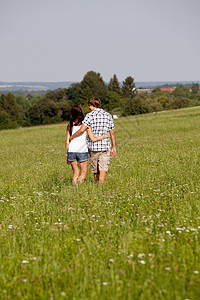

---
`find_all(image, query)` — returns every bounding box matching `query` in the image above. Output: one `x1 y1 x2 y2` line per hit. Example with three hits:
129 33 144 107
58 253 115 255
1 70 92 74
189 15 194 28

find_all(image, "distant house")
160 88 176 93
136 88 153 94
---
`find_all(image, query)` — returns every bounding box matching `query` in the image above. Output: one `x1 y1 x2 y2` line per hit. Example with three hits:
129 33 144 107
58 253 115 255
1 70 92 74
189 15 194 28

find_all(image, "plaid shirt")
83 108 115 151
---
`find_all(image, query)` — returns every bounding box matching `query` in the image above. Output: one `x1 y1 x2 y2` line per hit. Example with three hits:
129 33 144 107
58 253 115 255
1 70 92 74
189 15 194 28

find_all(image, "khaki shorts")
89 150 110 173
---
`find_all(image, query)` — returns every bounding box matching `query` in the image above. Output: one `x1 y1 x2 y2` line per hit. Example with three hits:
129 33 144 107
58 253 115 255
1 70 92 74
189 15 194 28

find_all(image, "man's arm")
110 129 116 158
69 124 88 142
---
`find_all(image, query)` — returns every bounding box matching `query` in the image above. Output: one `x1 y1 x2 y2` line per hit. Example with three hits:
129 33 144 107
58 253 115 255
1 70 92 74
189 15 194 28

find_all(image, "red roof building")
160 88 176 93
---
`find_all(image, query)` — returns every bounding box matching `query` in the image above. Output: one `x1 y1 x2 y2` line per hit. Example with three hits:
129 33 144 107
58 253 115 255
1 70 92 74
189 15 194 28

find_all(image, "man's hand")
111 147 116 158
110 129 116 158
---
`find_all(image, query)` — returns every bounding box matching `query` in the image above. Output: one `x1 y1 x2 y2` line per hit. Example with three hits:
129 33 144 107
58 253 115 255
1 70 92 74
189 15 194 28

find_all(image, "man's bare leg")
99 170 107 184
94 173 99 182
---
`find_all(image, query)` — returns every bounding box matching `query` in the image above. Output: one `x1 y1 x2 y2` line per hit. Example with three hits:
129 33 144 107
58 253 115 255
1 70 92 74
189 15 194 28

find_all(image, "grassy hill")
1 107 200 299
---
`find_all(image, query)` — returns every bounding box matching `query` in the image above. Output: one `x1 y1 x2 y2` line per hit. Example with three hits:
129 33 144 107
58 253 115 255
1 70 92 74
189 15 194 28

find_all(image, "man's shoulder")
85 108 103 117
101 109 113 119
96 108 112 117
84 111 93 119
85 108 113 119
103 110 112 117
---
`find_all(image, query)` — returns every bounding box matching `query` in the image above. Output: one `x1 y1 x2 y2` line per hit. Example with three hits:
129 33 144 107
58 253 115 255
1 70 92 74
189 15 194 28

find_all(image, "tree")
57 100 73 121
108 74 121 94
172 85 190 98
44 88 68 102
16 95 31 111
104 91 123 111
121 76 136 96
152 87 161 93
79 71 107 105
0 92 23 125
27 93 33 101
29 99 58 125
0 110 18 129
0 94 7 111
29 94 73 125
66 83 81 104
191 83 199 94
31 94 43 104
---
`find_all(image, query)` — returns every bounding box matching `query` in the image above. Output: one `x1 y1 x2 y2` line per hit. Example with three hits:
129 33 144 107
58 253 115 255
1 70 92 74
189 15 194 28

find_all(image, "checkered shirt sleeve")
82 109 115 151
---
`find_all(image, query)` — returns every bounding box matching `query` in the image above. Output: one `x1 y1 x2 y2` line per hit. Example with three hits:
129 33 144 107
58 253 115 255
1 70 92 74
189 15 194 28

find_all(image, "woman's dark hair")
69 105 84 135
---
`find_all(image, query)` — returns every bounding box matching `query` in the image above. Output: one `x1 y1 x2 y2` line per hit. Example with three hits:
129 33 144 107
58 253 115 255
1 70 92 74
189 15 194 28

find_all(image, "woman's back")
68 125 88 153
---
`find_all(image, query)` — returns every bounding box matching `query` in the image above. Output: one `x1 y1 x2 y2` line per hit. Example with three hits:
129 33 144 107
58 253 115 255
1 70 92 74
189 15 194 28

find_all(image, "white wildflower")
22 260 29 264
138 260 146 264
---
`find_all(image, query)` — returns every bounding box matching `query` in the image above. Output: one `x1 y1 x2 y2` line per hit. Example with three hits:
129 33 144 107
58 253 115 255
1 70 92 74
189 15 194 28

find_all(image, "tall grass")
0 107 200 299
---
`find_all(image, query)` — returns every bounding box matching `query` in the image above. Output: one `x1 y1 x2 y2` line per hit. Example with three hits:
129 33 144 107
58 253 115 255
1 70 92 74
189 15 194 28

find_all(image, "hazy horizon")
1 80 199 84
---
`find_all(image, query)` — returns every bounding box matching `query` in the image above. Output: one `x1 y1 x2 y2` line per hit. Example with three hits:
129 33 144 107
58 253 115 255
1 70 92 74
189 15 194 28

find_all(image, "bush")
170 97 190 109
122 94 150 116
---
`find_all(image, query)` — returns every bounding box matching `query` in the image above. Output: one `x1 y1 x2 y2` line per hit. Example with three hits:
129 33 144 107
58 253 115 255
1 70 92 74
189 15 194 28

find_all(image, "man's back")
83 108 114 151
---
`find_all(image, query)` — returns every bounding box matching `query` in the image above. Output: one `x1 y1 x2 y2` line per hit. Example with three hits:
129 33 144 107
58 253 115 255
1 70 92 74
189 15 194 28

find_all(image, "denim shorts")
68 152 88 162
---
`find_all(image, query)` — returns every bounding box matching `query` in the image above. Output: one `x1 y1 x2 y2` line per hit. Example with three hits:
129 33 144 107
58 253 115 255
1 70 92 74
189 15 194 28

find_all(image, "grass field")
1 107 200 299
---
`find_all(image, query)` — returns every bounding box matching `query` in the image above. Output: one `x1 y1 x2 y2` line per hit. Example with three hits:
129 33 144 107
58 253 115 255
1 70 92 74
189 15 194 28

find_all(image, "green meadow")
0 106 200 299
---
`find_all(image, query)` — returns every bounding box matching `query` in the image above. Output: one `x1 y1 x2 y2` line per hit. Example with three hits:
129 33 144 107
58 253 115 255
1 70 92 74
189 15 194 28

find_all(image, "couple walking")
66 97 116 185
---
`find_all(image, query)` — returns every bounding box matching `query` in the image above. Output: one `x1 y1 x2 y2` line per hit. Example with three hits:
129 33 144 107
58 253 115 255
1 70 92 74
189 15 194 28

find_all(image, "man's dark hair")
88 97 101 108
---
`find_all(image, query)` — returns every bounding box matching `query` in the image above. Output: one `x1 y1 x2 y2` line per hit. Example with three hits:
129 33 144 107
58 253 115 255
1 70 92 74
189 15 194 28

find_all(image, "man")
69 97 116 184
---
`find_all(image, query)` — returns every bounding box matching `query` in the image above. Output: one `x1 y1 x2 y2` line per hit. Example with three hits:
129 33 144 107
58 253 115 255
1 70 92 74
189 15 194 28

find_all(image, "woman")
66 105 109 185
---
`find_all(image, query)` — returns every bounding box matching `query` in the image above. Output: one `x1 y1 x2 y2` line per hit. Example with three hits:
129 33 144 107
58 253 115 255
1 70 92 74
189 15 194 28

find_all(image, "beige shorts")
89 149 110 173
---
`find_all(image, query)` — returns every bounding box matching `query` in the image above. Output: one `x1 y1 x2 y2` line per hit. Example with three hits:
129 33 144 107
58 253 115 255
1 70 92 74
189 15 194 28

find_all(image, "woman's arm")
66 124 70 152
66 124 70 164
87 127 109 142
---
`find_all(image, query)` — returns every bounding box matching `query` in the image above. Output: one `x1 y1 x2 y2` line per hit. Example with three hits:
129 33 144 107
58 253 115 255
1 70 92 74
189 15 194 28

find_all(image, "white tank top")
68 125 88 153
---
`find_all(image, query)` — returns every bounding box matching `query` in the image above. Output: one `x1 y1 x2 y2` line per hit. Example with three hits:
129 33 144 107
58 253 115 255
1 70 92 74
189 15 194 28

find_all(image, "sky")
0 0 200 83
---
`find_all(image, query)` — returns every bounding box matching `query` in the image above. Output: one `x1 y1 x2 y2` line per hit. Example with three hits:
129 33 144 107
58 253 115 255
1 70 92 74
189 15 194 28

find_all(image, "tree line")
0 71 200 130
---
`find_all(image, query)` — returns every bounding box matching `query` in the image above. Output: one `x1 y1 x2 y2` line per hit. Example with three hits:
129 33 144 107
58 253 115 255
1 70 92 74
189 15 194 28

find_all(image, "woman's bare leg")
71 161 79 186
78 161 88 183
